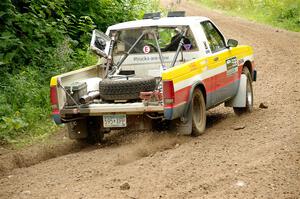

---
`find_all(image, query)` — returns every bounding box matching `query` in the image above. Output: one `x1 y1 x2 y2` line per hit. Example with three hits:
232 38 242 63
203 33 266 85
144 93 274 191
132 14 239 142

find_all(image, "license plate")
103 114 127 128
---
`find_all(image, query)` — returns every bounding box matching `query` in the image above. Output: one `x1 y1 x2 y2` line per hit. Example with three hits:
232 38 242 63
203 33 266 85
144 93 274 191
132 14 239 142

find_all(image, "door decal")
226 57 238 76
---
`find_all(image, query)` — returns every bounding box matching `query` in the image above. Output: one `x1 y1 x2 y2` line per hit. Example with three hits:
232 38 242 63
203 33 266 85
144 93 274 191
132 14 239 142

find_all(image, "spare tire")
99 76 156 100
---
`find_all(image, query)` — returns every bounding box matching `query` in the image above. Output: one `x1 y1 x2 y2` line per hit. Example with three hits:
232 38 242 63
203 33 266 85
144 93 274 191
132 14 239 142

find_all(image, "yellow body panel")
162 45 253 84
50 76 58 86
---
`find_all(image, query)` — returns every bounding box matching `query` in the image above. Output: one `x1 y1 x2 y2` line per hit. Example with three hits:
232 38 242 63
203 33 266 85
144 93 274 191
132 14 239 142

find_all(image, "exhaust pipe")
79 91 100 104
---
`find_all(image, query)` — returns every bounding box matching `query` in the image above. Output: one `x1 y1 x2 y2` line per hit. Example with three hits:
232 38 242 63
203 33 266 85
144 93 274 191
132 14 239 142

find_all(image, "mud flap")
170 103 192 135
225 74 247 108
67 119 88 139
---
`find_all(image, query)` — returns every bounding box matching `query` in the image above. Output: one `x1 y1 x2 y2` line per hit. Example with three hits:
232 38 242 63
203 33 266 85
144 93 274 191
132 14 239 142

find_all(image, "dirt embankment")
0 130 86 177
1 0 300 198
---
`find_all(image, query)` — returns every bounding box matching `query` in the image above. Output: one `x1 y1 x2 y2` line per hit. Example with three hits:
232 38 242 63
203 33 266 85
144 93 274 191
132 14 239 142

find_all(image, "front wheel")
233 67 253 115
191 88 207 136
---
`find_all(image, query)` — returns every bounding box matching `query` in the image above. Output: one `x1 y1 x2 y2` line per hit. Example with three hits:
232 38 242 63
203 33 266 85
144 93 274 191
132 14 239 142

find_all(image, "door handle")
213 57 219 61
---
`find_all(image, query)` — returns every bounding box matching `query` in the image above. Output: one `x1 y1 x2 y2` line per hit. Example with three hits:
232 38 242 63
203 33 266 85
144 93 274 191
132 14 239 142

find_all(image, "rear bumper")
60 102 164 117
52 114 63 125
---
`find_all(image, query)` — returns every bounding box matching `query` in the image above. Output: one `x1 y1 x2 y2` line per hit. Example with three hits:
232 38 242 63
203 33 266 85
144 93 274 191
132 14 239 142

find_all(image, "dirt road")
1 0 300 198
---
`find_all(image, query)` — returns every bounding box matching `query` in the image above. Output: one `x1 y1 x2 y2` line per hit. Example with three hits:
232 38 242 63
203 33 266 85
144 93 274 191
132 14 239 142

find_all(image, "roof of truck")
108 16 210 30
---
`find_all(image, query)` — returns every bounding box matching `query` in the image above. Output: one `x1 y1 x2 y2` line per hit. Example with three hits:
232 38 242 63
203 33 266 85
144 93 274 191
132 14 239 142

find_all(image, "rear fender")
181 81 206 123
169 81 206 135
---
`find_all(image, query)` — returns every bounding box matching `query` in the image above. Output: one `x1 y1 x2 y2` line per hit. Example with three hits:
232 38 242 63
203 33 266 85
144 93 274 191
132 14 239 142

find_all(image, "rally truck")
50 12 257 143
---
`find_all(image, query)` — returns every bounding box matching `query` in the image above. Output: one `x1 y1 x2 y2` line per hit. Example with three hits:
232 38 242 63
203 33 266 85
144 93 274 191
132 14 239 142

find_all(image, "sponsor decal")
143 45 151 54
226 57 238 76
133 56 170 62
183 44 192 51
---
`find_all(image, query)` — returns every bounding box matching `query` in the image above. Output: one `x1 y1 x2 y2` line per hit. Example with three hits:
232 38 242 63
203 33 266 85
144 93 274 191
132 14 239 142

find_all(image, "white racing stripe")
173 64 226 91
173 55 253 92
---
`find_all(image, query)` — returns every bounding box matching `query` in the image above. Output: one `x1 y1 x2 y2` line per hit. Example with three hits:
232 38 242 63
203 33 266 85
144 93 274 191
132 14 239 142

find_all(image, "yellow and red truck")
50 12 257 143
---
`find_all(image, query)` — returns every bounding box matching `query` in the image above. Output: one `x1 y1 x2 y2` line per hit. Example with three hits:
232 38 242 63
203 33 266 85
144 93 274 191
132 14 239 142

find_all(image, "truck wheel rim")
193 93 203 128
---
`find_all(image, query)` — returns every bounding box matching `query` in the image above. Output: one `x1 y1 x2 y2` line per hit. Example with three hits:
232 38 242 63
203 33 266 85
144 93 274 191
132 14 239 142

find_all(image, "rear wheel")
233 67 253 115
191 88 206 136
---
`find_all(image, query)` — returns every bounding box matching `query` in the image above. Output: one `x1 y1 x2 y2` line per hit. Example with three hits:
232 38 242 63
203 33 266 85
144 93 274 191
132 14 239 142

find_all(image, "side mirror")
90 30 111 58
227 39 238 48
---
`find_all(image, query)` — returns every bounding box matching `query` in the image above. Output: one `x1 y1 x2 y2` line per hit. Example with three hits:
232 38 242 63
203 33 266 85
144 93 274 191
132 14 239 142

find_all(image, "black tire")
233 67 253 115
191 88 207 136
99 76 156 100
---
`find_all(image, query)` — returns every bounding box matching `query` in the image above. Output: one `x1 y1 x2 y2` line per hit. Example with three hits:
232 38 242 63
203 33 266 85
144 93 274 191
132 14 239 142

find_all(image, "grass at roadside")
193 0 300 32
5 120 60 149
0 51 95 149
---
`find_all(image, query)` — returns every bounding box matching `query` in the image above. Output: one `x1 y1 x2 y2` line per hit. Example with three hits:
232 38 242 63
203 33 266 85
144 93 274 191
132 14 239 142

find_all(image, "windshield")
112 26 197 56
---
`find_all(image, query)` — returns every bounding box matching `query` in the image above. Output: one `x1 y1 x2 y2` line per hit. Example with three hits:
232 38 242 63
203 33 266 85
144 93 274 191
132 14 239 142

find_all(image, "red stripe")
165 65 243 108
204 65 242 93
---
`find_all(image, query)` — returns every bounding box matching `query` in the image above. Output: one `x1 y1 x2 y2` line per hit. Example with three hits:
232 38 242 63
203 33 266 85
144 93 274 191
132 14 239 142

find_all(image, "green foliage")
0 0 95 67
0 0 159 146
0 68 52 144
196 0 300 32
66 0 160 32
